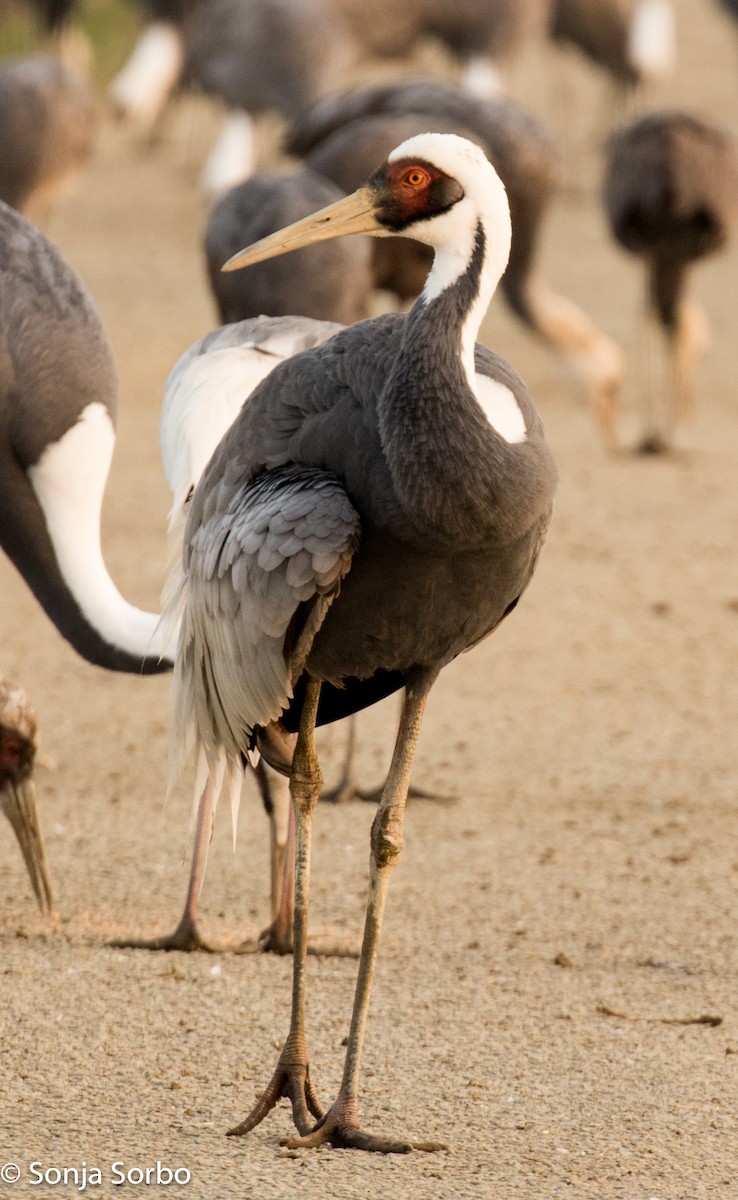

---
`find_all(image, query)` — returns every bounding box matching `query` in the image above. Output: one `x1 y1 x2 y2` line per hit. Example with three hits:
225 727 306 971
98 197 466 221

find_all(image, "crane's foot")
258 908 293 954
235 930 360 958
637 433 671 455
108 916 218 953
233 925 293 956
322 781 449 805
281 1096 447 1154
228 1044 323 1139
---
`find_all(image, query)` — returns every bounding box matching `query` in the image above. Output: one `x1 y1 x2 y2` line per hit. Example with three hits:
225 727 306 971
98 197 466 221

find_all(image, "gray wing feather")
170 464 360 778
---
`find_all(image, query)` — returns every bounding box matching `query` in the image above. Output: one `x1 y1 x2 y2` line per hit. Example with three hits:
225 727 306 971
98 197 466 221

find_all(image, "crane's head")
222 133 511 289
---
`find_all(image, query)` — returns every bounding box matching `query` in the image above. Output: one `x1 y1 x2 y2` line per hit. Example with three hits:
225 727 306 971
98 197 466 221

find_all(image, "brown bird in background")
604 109 738 451
0 54 96 221
0 675 53 914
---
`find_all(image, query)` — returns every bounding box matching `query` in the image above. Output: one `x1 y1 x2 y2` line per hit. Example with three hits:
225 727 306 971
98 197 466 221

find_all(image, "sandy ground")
2 1 738 1196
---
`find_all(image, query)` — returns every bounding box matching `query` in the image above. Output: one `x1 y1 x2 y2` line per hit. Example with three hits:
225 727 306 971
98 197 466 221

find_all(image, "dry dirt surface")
2 1 738 1196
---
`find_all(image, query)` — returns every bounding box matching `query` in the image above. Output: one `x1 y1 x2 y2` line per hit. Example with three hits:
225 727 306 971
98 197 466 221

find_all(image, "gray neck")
377 225 508 544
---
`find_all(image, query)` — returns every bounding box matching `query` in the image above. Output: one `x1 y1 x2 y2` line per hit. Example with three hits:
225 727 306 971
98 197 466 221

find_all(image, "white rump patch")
200 112 255 198
474 374 527 444
108 22 184 129
628 0 675 83
459 56 504 99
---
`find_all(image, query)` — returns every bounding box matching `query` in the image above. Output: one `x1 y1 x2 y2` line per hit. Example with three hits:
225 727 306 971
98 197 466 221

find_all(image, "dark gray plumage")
172 133 557 1151
604 110 738 449
288 80 623 439
327 0 549 88
183 0 356 119
0 202 172 671
0 55 96 216
204 169 373 325
110 0 356 193
133 0 199 20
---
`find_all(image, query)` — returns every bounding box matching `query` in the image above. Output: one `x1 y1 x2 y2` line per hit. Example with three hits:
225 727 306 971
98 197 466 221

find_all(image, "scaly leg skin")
233 764 296 955
229 681 325 1138
284 668 447 1154
109 782 219 953
258 773 295 954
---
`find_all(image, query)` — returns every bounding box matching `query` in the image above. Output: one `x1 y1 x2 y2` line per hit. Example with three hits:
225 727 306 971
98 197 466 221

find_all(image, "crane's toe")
108 916 220 953
280 1096 447 1153
637 432 672 455
229 1045 323 1139
322 778 450 805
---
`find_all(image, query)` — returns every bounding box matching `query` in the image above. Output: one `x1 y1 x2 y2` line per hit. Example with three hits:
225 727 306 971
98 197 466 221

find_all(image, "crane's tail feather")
186 746 243 858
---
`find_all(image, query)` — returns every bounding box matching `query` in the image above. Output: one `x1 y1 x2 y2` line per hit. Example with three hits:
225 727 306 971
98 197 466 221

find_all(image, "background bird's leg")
256 766 296 953
284 668 445 1154
671 299 709 425
320 714 358 804
229 681 325 1139
109 780 218 952
638 259 693 453
322 705 449 806
637 286 670 454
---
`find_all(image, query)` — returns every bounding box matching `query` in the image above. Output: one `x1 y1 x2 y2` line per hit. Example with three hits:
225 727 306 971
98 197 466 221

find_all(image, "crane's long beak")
2 779 53 913
222 186 383 272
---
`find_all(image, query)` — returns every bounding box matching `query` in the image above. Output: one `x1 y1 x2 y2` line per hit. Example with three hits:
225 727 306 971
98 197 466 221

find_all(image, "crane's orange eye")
403 168 428 189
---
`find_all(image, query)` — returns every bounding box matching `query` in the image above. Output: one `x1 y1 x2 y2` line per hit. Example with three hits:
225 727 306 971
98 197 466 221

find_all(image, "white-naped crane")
204 168 373 326
0 674 53 915
287 79 624 444
169 132 557 1150
0 200 173 673
604 110 738 452
110 0 357 197
0 54 96 222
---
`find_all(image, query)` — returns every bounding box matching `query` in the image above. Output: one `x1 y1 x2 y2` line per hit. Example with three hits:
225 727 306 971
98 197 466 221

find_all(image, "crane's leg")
671 299 708 426
321 705 448 806
229 680 325 1137
284 668 445 1153
109 780 217 952
320 713 358 803
253 764 295 954
261 799 296 952
637 305 670 453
